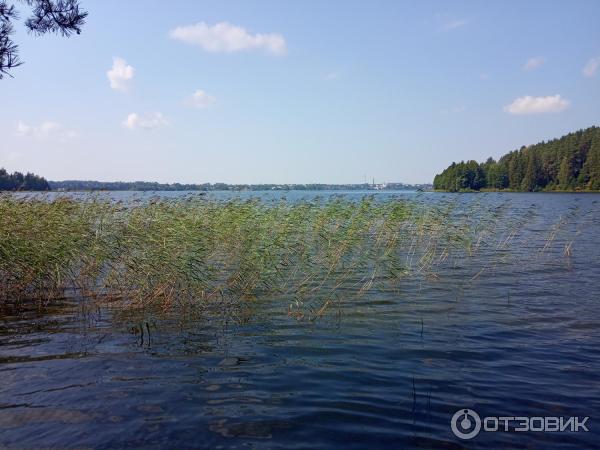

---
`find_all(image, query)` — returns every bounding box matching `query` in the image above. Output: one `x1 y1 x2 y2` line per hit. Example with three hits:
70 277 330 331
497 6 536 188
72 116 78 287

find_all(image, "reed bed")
0 194 557 317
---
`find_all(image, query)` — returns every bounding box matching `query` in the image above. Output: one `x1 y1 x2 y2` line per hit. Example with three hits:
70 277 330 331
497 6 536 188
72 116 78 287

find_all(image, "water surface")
1 192 599 448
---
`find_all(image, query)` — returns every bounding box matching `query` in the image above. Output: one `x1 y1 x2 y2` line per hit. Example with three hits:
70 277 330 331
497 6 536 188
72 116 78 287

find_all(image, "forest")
433 126 600 191
0 168 50 191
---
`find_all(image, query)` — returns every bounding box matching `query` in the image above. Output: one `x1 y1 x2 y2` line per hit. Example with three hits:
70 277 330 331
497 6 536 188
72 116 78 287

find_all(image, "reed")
0 194 565 316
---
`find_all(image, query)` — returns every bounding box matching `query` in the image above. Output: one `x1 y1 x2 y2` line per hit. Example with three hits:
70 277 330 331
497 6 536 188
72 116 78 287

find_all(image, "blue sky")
1 0 600 184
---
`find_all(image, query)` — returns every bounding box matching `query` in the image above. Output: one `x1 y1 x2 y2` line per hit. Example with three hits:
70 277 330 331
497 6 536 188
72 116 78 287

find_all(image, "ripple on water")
1 193 599 448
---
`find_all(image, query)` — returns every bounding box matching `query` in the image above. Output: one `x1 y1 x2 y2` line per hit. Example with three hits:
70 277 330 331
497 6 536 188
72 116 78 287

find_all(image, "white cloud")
324 72 339 81
122 112 168 130
524 56 545 71
107 57 135 91
503 95 570 115
582 56 600 77
440 18 468 31
16 120 78 140
40 121 61 134
16 121 32 137
169 22 287 56
185 89 216 108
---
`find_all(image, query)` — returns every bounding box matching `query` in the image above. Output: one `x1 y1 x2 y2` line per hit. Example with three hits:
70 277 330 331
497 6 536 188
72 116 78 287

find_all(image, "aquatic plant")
0 194 578 317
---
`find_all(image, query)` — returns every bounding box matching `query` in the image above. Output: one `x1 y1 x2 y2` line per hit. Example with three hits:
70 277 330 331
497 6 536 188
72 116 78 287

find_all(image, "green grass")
0 194 540 316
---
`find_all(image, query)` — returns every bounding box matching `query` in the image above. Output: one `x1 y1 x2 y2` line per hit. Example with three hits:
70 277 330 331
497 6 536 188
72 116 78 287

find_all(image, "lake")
1 191 599 448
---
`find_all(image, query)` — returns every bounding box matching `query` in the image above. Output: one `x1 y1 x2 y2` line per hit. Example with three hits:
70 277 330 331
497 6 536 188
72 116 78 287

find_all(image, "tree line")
0 168 50 190
433 126 600 191
49 181 432 192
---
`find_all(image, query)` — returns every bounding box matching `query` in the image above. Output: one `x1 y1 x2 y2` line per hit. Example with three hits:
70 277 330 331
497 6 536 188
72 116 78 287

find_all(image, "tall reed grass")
0 194 546 316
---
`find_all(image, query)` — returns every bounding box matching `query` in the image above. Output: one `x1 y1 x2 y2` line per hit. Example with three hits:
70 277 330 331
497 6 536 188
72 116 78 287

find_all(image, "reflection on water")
1 192 600 448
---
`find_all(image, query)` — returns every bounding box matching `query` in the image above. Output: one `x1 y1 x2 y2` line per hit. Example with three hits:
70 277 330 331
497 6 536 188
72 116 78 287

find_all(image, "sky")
1 0 600 184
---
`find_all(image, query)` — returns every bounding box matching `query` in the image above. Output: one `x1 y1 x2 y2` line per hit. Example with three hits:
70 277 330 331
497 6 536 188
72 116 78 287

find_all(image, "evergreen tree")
1 1 87 79
434 126 600 191
558 155 573 189
0 168 50 191
508 150 525 190
582 135 600 190
521 150 540 191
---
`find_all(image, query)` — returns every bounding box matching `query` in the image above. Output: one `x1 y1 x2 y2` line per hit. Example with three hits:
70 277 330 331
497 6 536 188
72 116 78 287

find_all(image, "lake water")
1 191 599 448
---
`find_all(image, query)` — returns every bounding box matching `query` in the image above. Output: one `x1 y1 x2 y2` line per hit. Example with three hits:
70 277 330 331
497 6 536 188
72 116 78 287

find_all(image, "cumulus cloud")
122 112 168 130
582 57 600 77
16 121 32 136
169 22 287 56
16 120 78 140
440 18 468 31
524 56 545 71
503 95 570 115
107 57 135 91
185 89 216 108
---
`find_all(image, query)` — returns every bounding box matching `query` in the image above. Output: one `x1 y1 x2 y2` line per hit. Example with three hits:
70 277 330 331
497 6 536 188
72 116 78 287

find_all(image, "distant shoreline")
46 182 433 193
5 188 600 194
434 188 600 193
8 188 430 193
